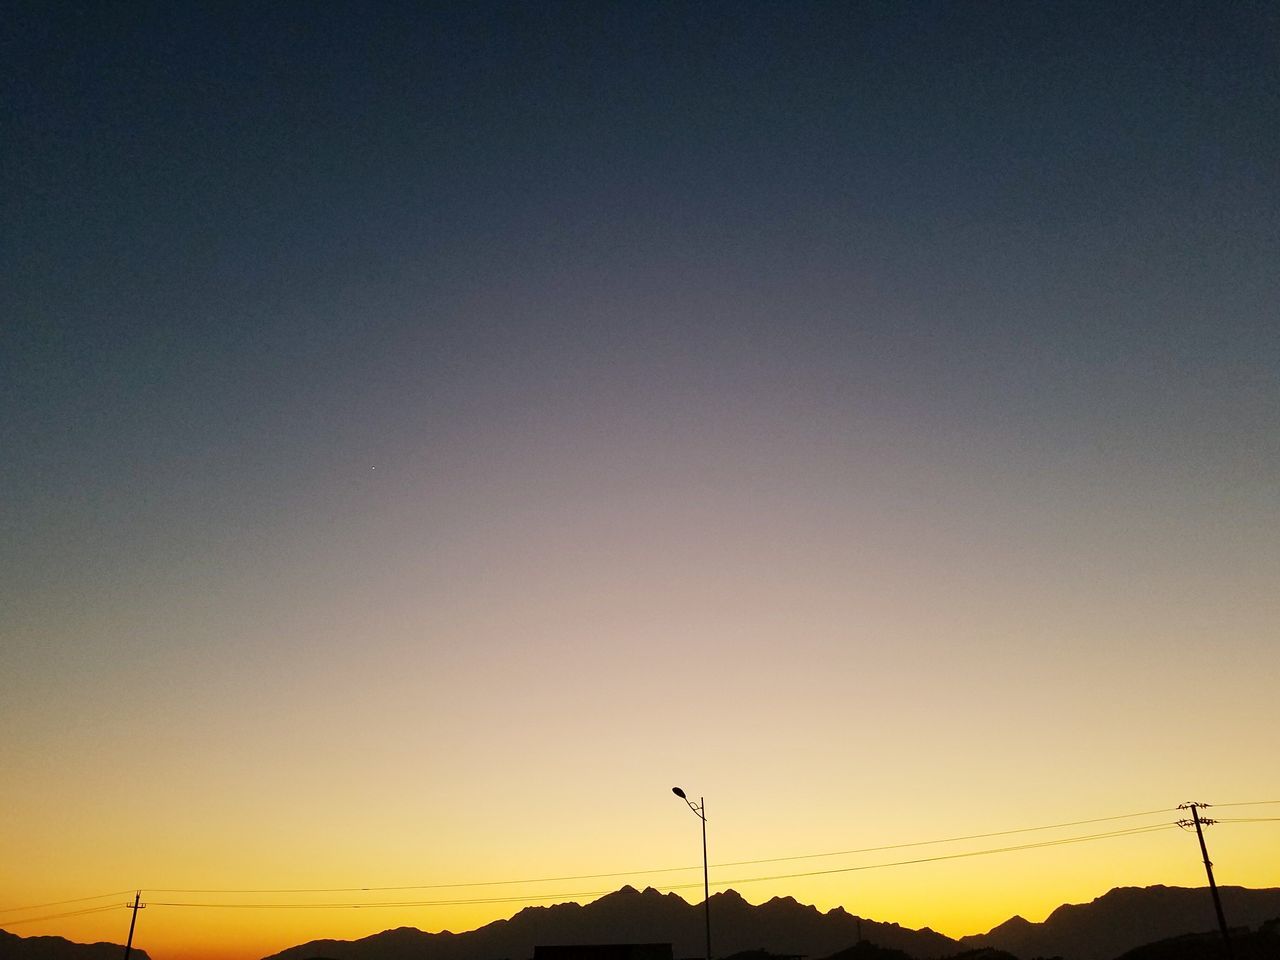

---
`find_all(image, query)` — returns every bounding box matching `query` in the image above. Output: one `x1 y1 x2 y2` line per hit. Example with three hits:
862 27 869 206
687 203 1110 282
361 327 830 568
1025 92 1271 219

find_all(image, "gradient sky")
2 3 1277 959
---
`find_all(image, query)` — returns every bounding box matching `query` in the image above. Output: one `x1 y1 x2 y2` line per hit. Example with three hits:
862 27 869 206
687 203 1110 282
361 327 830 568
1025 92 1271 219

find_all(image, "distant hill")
1113 916 1280 960
0 928 149 960
960 885 1280 960
261 886 959 960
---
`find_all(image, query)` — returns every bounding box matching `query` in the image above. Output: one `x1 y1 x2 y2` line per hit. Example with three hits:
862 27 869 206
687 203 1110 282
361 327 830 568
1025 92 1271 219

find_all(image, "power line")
0 890 135 915
1217 817 1280 823
0 904 123 927
1212 800 1280 808
147 822 1180 910
706 807 1174 871
719 823 1179 887
149 892 651 908
148 805 1175 894
14 801 1270 918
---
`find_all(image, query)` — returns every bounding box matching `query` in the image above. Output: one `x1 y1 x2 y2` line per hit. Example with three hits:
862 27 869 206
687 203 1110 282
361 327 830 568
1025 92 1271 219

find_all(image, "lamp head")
672 786 686 799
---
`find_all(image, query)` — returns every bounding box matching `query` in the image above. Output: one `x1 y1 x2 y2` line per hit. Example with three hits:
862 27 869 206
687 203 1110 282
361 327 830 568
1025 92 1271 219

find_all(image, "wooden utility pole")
1176 802 1232 960
123 891 145 960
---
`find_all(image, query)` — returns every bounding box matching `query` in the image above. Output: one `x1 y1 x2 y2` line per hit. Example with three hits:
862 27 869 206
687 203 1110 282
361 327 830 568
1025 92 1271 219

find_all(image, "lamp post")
672 786 711 960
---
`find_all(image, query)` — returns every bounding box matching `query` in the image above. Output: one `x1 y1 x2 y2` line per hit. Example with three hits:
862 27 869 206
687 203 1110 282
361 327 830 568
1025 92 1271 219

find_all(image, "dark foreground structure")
535 944 675 960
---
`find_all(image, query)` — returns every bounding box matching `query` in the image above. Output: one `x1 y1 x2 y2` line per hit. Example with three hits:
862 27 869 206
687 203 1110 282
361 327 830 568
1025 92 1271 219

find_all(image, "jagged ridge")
262 886 956 960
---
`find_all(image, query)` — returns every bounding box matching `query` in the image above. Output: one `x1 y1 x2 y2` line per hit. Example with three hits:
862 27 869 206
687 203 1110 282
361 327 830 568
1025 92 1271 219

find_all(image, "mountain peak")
986 914 1031 932
764 895 800 908
592 884 676 904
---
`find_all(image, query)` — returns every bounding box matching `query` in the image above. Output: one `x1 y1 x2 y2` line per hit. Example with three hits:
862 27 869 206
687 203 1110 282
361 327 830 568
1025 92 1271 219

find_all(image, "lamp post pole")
673 787 711 960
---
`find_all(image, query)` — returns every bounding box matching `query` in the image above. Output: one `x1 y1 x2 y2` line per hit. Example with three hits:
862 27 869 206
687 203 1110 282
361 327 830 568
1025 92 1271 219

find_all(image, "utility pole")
123 891 146 960
1176 802 1232 960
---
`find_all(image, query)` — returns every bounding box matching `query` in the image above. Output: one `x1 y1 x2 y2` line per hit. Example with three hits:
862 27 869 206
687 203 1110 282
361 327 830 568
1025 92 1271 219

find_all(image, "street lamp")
672 786 711 960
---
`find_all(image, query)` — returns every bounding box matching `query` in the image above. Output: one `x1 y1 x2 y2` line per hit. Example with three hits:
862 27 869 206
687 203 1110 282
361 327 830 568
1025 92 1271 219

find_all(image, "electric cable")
1 904 124 927
0 890 136 915
148 805 1175 894
17 800 1272 917
147 821 1179 910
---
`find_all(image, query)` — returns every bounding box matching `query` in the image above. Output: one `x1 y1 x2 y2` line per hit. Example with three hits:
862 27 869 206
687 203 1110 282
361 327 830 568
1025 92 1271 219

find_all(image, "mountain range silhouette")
0 927 151 960
5 885 1279 960
262 886 953 960
959 884 1280 960
261 884 1280 960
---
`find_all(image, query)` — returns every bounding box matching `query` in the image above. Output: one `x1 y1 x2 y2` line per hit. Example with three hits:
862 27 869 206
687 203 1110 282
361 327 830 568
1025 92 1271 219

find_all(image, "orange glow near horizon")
3 796 1277 959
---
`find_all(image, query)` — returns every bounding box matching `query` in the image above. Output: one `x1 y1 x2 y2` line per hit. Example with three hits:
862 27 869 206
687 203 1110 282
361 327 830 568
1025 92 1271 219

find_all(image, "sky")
2 2 1278 958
